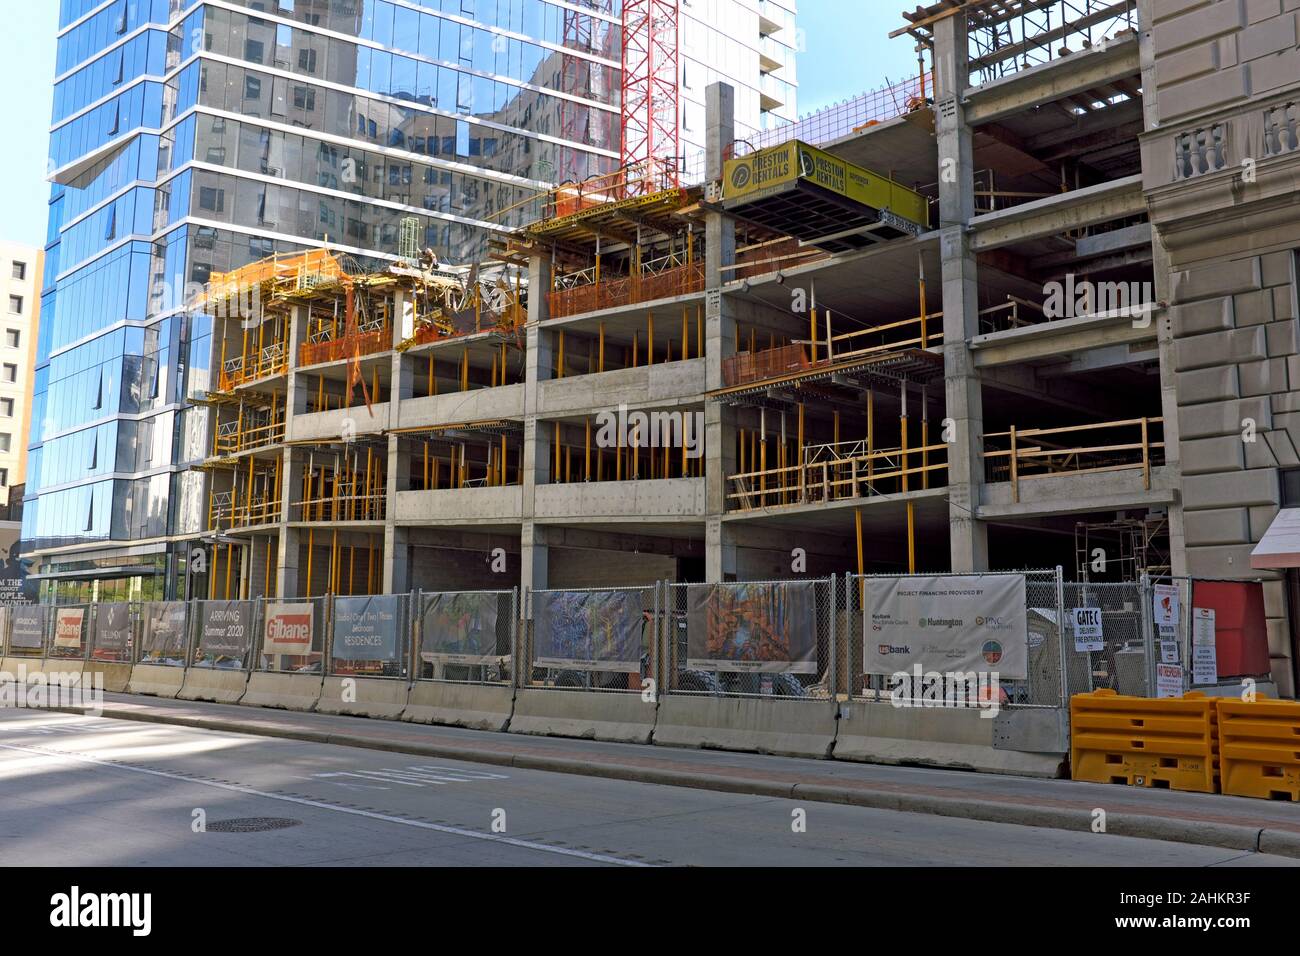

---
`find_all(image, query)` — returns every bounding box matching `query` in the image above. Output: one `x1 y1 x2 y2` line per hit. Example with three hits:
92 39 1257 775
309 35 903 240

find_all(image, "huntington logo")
50 887 151 936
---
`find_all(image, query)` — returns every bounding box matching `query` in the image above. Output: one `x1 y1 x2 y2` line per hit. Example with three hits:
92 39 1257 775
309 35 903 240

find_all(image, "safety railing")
983 417 1165 500
548 261 705 320
219 341 287 390
727 439 949 511
299 325 391 367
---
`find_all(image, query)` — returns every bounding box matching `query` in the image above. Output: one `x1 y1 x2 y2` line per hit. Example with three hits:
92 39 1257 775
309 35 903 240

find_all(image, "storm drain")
207 817 302 833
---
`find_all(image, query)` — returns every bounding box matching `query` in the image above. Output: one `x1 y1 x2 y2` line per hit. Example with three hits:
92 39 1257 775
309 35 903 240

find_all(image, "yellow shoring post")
501 434 507 487
491 353 498 388
809 304 817 363
553 422 561 483
368 536 375 594
632 331 638 367
317 375 324 413
256 310 265 378
331 529 339 595
921 388 930 490
265 535 273 598
245 455 254 523
760 415 767 500
307 527 315 596
797 404 805 501
1010 426 1019 503
218 336 228 392
558 330 565 378
349 544 355 594
461 349 469 391
224 540 233 600
565 444 571 483
428 356 434 395
599 323 605 371
682 310 688 361
648 313 654 366
867 389 875 486
918 251 928 349
209 543 218 598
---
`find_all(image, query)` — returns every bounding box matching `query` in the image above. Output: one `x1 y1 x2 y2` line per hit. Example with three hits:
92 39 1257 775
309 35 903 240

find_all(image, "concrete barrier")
510 688 658 743
83 661 132 693
178 666 251 704
832 698 1067 777
241 671 324 711
315 677 409 719
653 696 836 757
402 681 515 731
126 663 187 698
1 656 45 676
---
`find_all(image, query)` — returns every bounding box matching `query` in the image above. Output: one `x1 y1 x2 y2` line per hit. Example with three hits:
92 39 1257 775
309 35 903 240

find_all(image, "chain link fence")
137 600 190 666
45 603 92 661
415 589 516 686
521 585 658 694
90 602 137 663
663 578 836 700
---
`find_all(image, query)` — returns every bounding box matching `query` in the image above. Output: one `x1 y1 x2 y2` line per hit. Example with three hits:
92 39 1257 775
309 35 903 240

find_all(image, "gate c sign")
1072 607 1104 652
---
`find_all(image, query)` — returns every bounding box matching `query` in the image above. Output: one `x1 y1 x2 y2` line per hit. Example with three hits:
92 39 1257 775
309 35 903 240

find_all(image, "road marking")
312 765 511 788
0 740 649 867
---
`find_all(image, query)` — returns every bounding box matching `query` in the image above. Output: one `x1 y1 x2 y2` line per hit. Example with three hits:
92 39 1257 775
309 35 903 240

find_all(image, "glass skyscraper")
30 0 797 601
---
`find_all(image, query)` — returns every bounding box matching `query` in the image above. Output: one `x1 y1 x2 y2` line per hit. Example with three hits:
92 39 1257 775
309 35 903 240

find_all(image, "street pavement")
0 708 1295 866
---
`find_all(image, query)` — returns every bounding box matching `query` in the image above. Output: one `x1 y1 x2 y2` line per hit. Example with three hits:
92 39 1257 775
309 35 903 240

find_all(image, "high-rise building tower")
30 0 797 600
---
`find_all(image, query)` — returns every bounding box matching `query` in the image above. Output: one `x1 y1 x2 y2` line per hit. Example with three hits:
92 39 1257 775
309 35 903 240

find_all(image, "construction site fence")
0 573 1248 706
548 261 705 320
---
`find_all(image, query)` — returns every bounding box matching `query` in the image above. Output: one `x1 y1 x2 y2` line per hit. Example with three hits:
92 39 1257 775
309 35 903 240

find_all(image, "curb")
56 703 1300 861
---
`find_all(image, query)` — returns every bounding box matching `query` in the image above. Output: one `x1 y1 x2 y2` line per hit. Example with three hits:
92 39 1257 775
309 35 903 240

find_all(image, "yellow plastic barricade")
1217 697 1300 801
1070 689 1219 794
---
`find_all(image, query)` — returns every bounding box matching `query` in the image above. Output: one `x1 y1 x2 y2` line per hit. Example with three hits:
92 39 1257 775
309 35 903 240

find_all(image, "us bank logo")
878 644 911 656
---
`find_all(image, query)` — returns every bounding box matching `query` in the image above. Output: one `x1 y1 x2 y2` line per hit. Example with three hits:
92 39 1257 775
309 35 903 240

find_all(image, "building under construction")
187 0 1300 696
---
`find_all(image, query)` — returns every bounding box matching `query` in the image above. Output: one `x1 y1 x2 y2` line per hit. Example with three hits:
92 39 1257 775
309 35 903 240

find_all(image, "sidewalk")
60 691 1300 859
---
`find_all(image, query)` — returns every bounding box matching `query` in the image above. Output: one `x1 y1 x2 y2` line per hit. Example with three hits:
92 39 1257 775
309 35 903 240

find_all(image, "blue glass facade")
31 0 625 598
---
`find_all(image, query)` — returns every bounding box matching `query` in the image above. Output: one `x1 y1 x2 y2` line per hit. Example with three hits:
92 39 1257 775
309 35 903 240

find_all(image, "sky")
0 0 917 251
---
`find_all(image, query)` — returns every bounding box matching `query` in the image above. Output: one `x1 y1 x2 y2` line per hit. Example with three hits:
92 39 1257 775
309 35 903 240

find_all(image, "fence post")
827 575 838 702
324 593 335 677
1055 566 1068 708
516 586 529 690
1140 573 1155 697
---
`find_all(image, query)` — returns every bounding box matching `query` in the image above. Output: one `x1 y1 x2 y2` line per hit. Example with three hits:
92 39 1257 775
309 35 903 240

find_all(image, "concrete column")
520 520 549 608
383 525 409 593
1138 0 1187 576
286 302 310 415
934 15 988 571
704 81 739 583
521 254 553 523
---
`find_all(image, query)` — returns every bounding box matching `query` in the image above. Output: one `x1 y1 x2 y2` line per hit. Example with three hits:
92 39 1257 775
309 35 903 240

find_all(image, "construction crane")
620 0 681 197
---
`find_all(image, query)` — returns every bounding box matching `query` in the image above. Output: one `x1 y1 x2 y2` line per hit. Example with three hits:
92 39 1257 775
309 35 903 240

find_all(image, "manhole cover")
207 817 302 833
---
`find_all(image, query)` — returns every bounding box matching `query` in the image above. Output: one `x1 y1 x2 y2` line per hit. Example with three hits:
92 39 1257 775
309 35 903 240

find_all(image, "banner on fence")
685 582 818 673
197 601 254 663
332 595 402 662
420 592 502 665
92 603 132 657
142 602 188 659
533 590 643 671
9 604 45 650
264 602 314 656
53 607 86 648
864 574 1028 679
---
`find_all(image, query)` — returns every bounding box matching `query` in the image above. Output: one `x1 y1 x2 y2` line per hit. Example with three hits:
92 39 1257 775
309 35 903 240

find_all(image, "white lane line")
0 741 651 867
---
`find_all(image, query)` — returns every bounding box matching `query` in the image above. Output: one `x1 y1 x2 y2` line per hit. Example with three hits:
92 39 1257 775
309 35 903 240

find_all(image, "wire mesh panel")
89 602 136 663
1150 575 1194 696
5 604 46 660
415 589 516 685
138 601 190 666
848 570 1060 708
257 596 328 673
46 603 92 660
1060 580 1152 700
523 585 657 693
663 578 836 699
189 599 260 671
328 593 410 679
